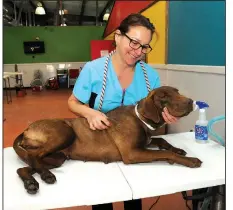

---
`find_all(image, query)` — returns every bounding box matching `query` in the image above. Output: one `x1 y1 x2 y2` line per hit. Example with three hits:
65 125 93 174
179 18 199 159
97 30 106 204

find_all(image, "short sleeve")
151 74 161 89
72 62 92 104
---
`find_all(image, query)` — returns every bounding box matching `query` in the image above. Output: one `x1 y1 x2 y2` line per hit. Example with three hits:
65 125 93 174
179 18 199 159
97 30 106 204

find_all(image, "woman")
68 13 178 210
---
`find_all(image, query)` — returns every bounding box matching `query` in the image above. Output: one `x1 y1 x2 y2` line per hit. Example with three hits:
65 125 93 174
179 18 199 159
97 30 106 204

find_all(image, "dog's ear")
163 86 179 93
148 88 165 101
139 97 161 123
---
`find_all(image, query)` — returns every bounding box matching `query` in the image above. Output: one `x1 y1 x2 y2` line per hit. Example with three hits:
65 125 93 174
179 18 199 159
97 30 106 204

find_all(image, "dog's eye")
161 100 167 106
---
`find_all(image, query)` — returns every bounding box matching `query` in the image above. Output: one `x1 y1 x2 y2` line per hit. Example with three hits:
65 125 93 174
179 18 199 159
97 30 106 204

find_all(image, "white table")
117 132 225 200
4 72 24 88
3 74 12 104
4 72 24 76
3 149 132 210
3 132 225 209
3 71 26 99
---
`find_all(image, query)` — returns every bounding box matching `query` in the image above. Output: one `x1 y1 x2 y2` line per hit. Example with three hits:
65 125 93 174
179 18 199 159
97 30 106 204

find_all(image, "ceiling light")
59 10 64 15
35 2 46 15
103 13 110 21
59 9 68 15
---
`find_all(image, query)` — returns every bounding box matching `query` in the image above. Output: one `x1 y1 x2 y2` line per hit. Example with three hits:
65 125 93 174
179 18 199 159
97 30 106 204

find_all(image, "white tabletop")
3 75 10 79
3 148 132 210
3 132 225 209
4 72 23 75
117 132 225 200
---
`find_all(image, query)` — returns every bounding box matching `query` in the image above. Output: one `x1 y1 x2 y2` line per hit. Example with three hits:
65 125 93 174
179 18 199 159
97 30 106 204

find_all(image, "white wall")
152 64 225 142
3 62 86 87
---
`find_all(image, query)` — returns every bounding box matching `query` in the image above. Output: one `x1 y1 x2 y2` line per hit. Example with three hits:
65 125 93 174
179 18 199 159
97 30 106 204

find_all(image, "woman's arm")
68 94 92 118
68 94 111 130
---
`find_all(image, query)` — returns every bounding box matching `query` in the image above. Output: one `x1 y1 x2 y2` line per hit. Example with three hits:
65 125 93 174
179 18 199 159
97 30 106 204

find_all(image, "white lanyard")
98 50 151 111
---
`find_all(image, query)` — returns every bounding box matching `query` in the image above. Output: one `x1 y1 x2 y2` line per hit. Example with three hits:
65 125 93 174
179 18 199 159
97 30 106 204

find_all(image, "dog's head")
138 86 194 123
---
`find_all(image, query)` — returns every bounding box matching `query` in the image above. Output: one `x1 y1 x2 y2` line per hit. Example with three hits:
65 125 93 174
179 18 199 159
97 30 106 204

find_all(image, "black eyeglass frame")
123 33 152 54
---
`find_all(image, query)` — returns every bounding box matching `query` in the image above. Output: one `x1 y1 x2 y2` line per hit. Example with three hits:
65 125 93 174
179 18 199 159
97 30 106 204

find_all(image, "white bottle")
195 108 209 143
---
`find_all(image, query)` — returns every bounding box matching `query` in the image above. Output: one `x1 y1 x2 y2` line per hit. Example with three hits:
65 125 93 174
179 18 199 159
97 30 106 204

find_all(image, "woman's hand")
162 107 179 124
86 109 111 130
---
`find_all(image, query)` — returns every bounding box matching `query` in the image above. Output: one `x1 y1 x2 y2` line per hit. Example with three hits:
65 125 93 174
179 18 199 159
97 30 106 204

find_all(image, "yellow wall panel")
142 1 167 64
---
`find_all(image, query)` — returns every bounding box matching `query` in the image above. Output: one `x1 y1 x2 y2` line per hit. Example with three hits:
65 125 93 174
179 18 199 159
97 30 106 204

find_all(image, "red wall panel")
104 1 153 37
90 40 115 60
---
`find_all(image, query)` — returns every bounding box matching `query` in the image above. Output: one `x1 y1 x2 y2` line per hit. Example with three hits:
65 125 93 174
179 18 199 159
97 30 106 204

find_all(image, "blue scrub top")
73 56 161 113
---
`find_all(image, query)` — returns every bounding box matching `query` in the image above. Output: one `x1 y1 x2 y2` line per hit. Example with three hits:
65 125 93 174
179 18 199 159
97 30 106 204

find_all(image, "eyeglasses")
123 33 152 54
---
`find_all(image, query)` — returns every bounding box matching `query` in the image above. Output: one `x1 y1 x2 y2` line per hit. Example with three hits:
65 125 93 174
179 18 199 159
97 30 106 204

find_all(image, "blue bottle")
193 101 209 143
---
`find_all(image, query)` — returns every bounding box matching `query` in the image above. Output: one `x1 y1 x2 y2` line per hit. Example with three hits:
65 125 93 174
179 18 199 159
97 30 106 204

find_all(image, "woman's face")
115 26 152 66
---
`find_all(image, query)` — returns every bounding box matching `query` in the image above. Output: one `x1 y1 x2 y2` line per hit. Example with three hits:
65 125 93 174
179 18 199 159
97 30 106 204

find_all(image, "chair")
68 69 80 88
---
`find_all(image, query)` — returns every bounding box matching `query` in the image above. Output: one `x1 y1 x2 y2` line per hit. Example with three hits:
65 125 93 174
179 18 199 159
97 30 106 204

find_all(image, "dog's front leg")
149 137 187 156
121 149 202 168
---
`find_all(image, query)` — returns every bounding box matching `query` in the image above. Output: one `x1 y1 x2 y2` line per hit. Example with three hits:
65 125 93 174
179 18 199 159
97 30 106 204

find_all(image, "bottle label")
195 125 208 140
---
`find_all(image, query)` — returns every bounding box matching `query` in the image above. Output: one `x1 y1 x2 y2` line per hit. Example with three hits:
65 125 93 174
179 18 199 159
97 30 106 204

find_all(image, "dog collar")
135 104 156 130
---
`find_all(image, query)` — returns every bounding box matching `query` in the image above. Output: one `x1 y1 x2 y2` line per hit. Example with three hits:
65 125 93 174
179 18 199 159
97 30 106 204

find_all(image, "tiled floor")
3 88 192 210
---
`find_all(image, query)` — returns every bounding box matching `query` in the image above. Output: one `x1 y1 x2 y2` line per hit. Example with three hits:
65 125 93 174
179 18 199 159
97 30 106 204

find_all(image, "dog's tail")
13 133 30 164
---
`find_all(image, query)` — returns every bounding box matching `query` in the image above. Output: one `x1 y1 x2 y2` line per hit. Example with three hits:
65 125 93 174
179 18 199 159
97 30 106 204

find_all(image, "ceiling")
3 0 115 26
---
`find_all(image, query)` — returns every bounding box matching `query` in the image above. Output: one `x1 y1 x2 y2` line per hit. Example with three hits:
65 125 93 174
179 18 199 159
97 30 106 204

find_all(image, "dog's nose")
188 99 193 105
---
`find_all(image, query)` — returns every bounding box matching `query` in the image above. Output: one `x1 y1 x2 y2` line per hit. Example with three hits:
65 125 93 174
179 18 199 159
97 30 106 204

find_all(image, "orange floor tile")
3 88 192 210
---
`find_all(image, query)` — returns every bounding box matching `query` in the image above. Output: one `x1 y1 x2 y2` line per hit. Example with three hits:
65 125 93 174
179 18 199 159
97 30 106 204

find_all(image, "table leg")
92 203 113 210
4 78 11 104
210 185 225 210
124 199 142 210
7 77 12 103
19 75 26 95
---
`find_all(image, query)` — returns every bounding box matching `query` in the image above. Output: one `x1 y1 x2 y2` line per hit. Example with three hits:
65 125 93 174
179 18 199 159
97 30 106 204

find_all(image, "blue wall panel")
168 1 225 66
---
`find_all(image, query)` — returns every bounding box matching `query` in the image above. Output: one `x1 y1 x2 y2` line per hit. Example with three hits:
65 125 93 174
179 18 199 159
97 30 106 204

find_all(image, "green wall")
3 26 105 64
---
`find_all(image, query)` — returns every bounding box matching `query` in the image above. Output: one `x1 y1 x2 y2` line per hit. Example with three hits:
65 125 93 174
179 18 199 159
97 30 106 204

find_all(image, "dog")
13 86 202 194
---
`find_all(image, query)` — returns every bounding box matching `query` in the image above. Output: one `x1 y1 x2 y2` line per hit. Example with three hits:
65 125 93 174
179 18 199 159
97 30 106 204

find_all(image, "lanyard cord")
98 50 151 111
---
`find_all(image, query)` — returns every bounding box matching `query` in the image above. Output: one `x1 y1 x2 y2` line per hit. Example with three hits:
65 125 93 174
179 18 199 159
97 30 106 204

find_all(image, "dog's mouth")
166 99 194 118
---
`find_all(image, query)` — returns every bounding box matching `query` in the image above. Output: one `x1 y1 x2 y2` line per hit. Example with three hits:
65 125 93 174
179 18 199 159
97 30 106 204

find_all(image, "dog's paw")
23 178 39 194
40 171 56 184
187 157 202 168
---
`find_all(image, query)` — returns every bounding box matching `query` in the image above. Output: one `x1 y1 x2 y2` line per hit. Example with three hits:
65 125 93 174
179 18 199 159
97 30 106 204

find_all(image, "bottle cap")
193 101 209 110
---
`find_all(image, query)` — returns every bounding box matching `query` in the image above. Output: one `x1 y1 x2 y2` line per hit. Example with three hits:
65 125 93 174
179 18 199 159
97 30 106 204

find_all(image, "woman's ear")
115 29 121 35
114 30 122 46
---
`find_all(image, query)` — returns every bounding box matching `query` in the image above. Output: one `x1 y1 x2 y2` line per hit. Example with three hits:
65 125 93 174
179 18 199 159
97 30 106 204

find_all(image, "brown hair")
117 13 155 36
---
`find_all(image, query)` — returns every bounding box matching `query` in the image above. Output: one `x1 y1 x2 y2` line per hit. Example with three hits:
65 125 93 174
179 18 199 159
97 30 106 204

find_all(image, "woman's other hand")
162 107 179 124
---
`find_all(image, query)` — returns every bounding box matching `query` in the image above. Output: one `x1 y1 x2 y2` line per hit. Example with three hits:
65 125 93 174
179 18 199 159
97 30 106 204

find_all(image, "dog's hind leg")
17 153 68 194
17 167 38 194
149 137 187 156
42 152 68 168
13 120 76 194
28 129 75 185
27 146 70 185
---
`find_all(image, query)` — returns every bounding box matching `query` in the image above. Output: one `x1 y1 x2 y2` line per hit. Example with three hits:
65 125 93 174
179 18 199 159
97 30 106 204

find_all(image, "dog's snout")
188 99 193 105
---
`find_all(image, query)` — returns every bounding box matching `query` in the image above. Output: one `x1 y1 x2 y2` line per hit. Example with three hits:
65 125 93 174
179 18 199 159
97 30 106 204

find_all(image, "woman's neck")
112 51 135 73
111 51 136 89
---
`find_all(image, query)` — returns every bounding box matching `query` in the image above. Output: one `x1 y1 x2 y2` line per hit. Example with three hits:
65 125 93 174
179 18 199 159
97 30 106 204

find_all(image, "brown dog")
13 86 202 194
